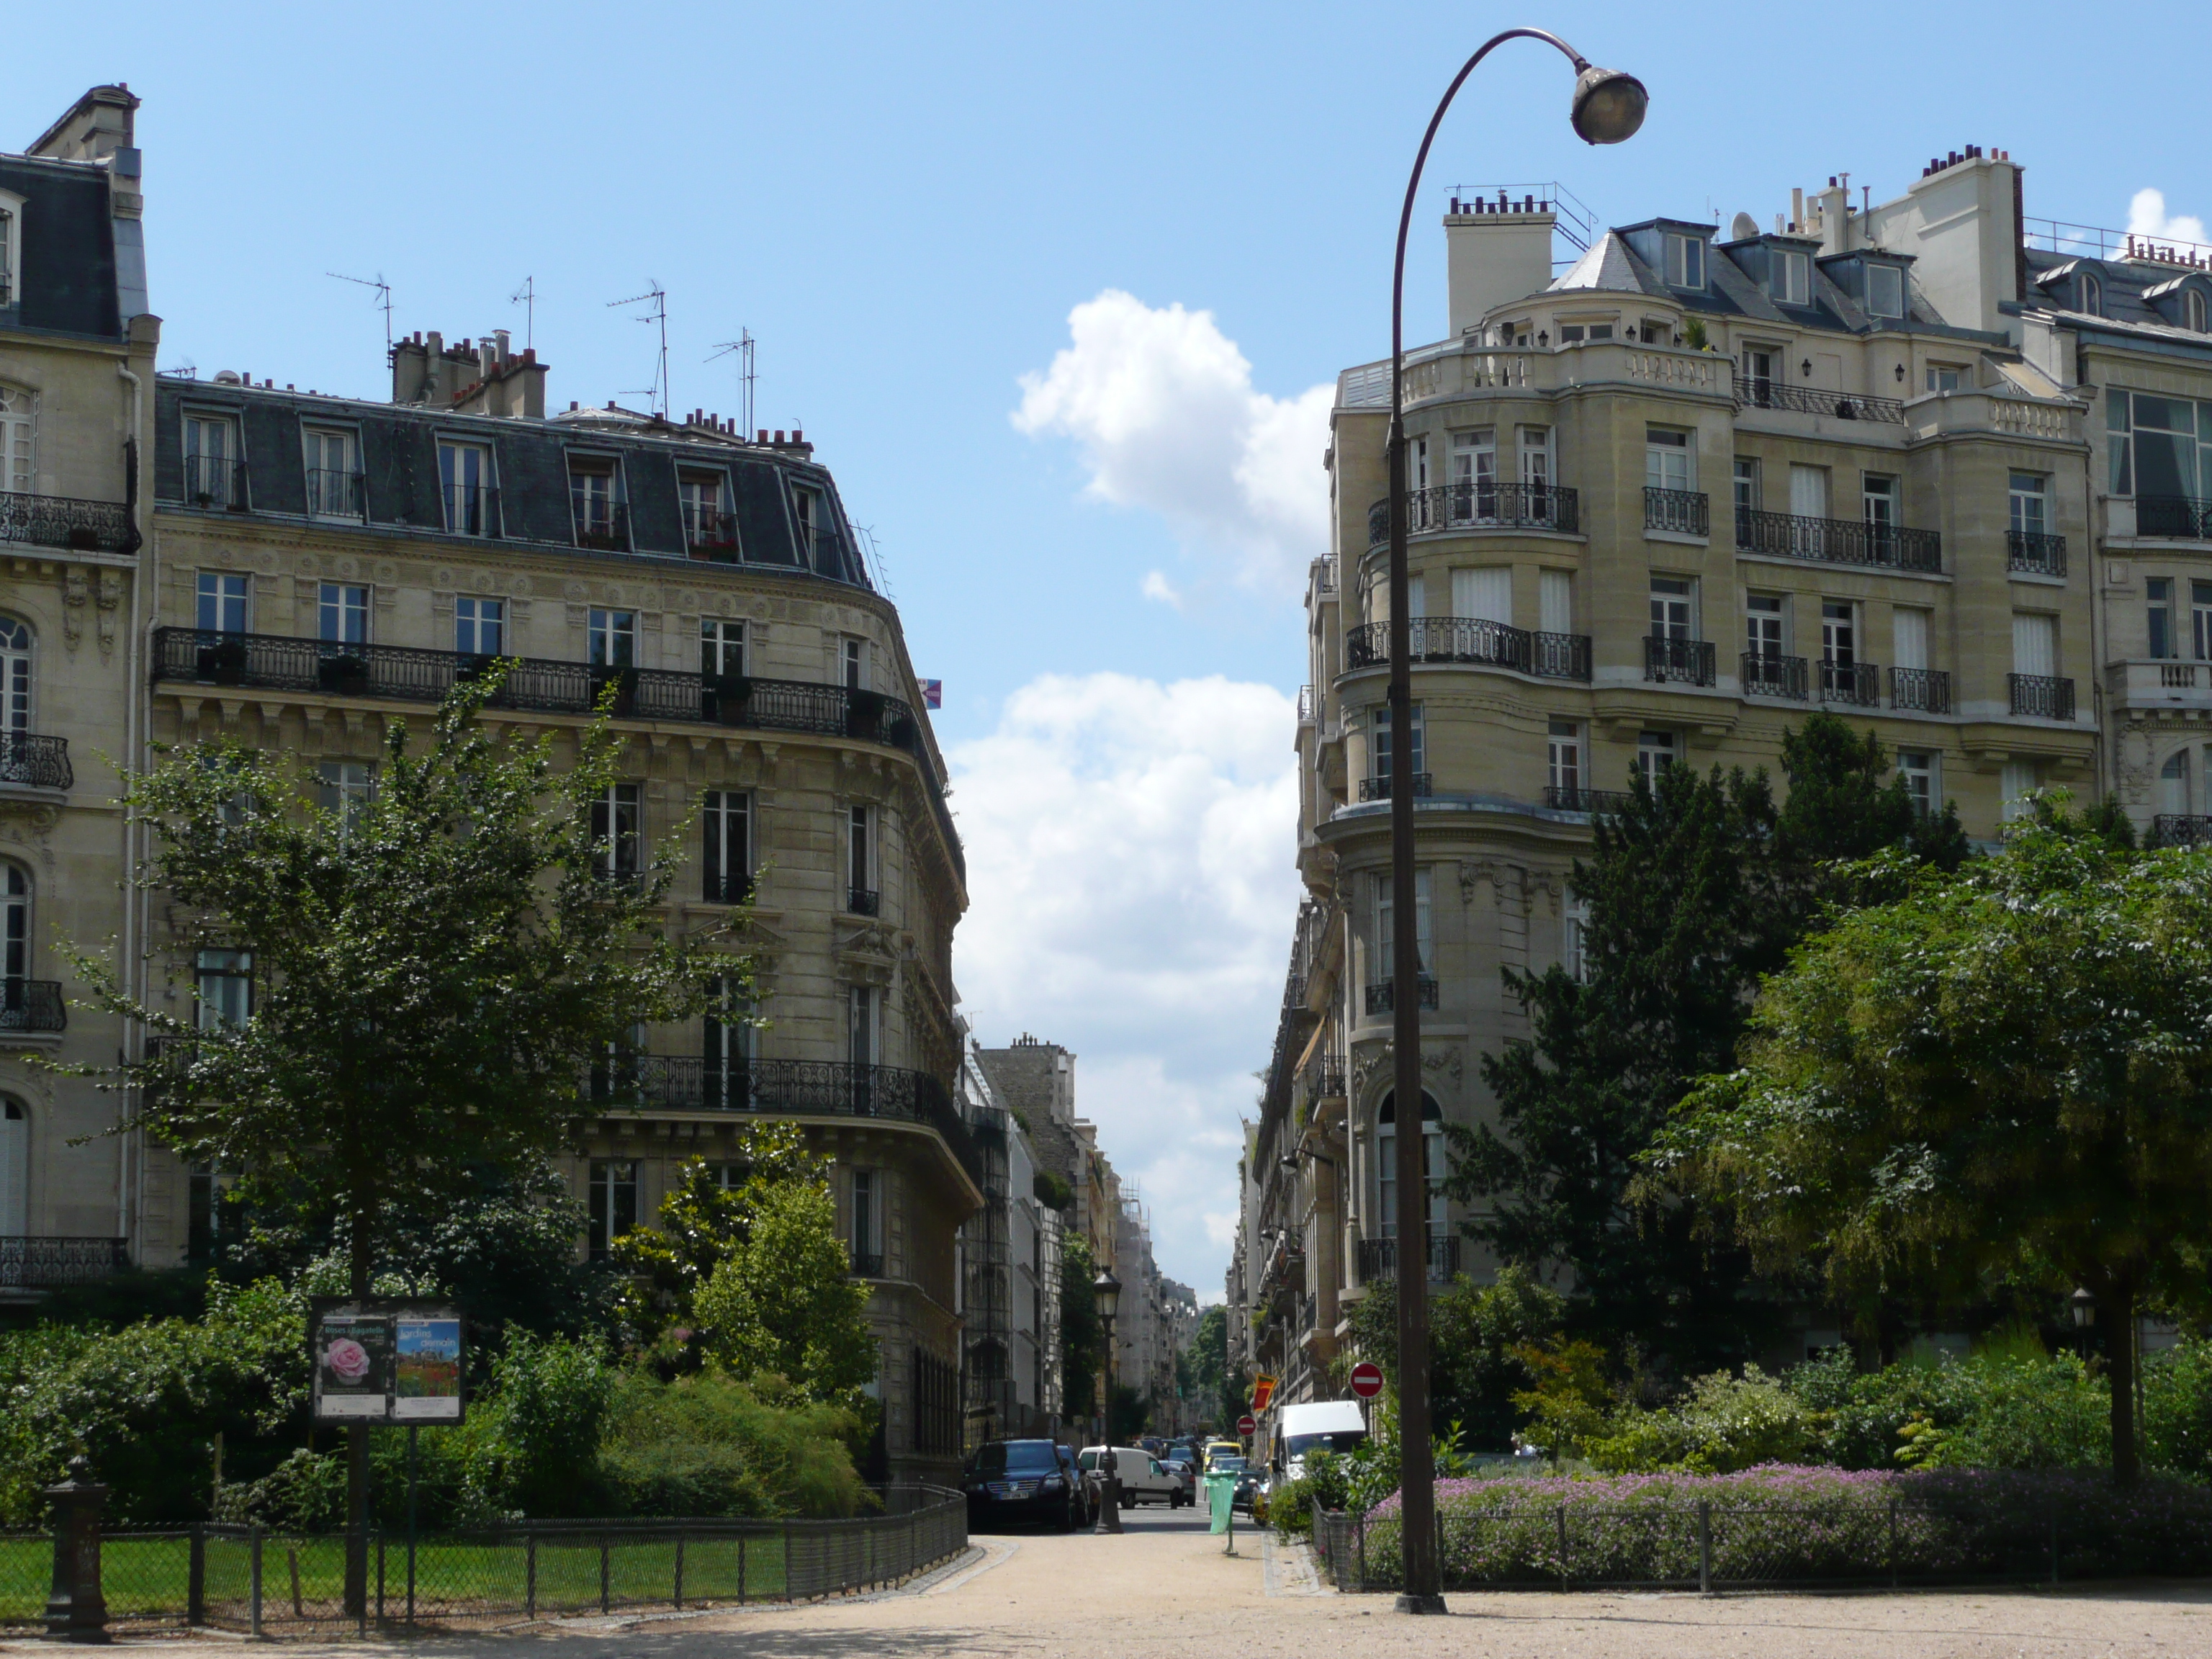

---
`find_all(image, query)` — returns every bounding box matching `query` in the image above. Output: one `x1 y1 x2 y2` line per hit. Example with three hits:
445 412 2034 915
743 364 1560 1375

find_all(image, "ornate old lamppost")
1092 1266 1123 1535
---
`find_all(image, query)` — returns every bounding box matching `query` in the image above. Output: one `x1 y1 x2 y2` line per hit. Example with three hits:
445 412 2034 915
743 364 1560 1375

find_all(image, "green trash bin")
1203 1473 1236 1534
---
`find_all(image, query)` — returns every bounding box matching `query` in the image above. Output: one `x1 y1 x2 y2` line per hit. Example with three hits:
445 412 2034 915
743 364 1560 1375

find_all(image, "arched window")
0 1097 26 1236
2077 273 2103 317
0 616 29 735
0 384 30 498
2162 750 2192 817
1376 1090 1445 1249
2188 289 2209 335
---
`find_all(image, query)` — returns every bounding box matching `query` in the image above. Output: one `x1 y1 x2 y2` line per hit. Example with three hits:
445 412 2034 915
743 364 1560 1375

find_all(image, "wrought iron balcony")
598 1056 982 1187
305 469 367 520
703 871 754 905
0 490 135 554
0 734 71 791
1354 1234 1459 1285
848 1251 885 1279
182 454 248 511
0 979 66 1033
1345 618 1590 681
2136 495 2212 540
572 498 631 552
2010 673 2077 721
1358 773 1431 801
1543 784 1634 815
1819 659 1881 707
1741 652 1808 701
1733 373 1905 424
1890 667 1953 714
0 1236 129 1288
1304 1060 1346 1101
1645 636 1717 687
846 886 881 917
1364 975 1438 1015
2007 529 2067 577
1735 506 1942 572
1644 486 1709 536
685 509 739 557
2154 814 2212 847
443 483 501 538
1366 481 1579 544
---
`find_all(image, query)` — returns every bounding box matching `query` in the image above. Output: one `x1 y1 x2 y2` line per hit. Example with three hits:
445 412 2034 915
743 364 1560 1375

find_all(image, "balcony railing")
848 1251 885 1279
1818 659 1881 707
1354 1234 1459 1285
1304 1060 1346 1101
846 886 881 917
0 734 71 791
151 628 964 883
305 469 367 520
183 454 248 510
0 1236 129 1288
1645 636 1717 687
1889 667 1953 714
703 871 755 905
0 490 135 554
1344 618 1591 681
2154 814 2212 846
685 509 740 557
1735 506 1942 572
1358 773 1431 801
1644 487 1709 536
2136 495 2212 540
1741 652 1808 701
572 498 630 552
1364 975 1438 1015
2007 529 2067 577
602 1056 982 1187
1734 374 1905 424
1543 784 1634 816
0 979 66 1033
2010 673 2077 721
443 483 500 538
1366 481 1579 544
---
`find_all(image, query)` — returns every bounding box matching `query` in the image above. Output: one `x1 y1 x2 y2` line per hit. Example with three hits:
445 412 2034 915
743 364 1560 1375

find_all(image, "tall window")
0 204 14 311
588 608 636 668
701 619 745 679
1645 427 1691 493
703 975 753 1105
1665 232 1704 290
2161 751 2192 817
2001 760 2039 822
1648 577 1693 642
1894 607 1930 672
2013 612 2058 679
1375 867 1431 984
587 1160 638 1258
1745 594 1784 662
702 790 750 903
1547 719 1581 799
1822 601 1856 666
1518 426 1552 491
1866 263 1905 319
1742 349 1778 407
0 1097 24 1238
317 761 374 840
318 583 368 645
1863 475 1897 533
2193 583 2212 662
1449 428 1496 519
2010 472 2049 536
1 863 27 989
454 596 505 657
2077 272 2102 317
1790 464 1830 520
1371 703 1424 788
437 441 492 536
302 427 359 518
850 1169 878 1271
1563 897 1589 984
848 984 875 1068
1773 248 1810 306
848 804 876 911
570 462 620 545
2108 390 2212 503
793 485 824 565
1733 456 1761 515
0 617 29 734
2188 289 2211 334
680 472 729 549
184 414 238 507
1636 731 1676 780
1539 570 1572 634
196 573 248 634
591 783 642 882
2148 578 2175 660
0 382 32 496
1899 752 1936 817
196 949 253 1029
841 637 866 691
1451 567 1509 624
1375 1092 1444 1248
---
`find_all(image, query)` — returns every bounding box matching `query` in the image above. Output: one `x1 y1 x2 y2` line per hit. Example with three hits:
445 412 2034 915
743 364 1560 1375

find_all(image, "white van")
1077 1444 1188 1508
1270 1399 1369 1484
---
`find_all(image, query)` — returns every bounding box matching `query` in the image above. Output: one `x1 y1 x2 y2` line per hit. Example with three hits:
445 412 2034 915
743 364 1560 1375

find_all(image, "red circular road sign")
1236 1413 1258 1437
1349 1361 1385 1400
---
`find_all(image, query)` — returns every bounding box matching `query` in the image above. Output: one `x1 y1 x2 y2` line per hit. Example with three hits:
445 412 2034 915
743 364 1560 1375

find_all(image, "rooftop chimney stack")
1444 198 1557 338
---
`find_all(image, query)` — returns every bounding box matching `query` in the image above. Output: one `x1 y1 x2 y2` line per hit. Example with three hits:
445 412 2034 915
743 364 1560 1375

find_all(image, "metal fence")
1312 1489 2212 1593
0 1487 965 1639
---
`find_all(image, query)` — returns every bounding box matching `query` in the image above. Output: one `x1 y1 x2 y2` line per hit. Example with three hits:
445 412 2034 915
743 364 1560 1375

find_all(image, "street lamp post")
1382 30 1645 1616
1092 1266 1123 1536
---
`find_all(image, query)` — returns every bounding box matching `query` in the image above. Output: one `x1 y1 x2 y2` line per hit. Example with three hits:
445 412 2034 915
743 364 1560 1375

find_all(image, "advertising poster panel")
392 1310 464 1421
311 1302 395 1421
310 1299 466 1424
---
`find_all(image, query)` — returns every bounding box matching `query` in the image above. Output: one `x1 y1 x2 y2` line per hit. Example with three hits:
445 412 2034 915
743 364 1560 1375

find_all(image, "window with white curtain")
1452 567 1511 624
2160 751 2191 817
2001 761 2040 821
2012 613 2057 678
1892 608 1930 672
1539 570 1572 634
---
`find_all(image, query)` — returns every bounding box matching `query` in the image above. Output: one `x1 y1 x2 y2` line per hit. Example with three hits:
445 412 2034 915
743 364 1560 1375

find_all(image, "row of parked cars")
961 1434 1265 1530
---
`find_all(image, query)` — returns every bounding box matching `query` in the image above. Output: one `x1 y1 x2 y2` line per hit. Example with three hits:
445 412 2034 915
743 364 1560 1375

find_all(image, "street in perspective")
4 6 2212 1656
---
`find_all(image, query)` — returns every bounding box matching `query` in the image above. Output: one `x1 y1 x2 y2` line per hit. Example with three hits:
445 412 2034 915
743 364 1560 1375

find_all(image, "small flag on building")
920 679 943 710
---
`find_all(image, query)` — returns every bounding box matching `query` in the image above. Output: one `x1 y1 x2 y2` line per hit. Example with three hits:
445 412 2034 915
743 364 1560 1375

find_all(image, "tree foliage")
1190 1303 1231 1429
1653 811 2212 1480
691 1177 876 1415
1060 1233 1104 1423
1345 1265 1566 1450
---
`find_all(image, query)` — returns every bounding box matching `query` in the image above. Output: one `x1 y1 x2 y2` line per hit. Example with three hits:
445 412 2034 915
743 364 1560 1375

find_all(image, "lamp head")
1569 63 1648 145
1094 1267 1122 1325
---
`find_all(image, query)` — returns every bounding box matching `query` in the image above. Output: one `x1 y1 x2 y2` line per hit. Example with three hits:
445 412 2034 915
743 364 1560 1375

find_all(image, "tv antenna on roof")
708 329 757 438
510 276 536 351
608 280 669 418
328 271 393 359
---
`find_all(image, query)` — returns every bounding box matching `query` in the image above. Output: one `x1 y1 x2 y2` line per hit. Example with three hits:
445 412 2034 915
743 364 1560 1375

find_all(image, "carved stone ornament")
60 570 88 650
96 571 122 659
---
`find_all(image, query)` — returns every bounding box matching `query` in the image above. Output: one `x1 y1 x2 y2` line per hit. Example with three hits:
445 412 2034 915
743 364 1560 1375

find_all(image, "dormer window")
1773 250 1811 307
1664 232 1704 290
1866 264 1905 320
0 199 17 310
570 459 627 552
2189 289 2208 333
680 470 734 554
2077 272 2103 317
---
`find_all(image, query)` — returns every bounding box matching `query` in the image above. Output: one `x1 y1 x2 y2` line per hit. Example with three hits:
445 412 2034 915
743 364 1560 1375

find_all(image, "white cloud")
2129 188 2208 249
947 670 1300 1292
1012 290 1332 599
1139 570 1183 608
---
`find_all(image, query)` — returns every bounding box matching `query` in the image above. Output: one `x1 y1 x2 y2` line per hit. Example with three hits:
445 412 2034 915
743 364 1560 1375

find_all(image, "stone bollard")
44 1455 109 1644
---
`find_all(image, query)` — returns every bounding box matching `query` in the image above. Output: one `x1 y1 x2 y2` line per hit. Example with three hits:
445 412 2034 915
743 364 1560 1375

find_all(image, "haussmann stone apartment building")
1236 143 2212 1407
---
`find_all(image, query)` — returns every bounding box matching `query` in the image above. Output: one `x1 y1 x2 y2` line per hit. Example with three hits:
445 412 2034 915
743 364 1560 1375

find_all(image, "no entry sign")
1349 1361 1385 1400
1236 1413 1258 1437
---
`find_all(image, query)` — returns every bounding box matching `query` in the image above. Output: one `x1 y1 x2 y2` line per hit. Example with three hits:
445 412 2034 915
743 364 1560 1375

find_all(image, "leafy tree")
691 1178 877 1415
1653 813 2212 1482
1060 1233 1104 1425
68 671 718 1607
1190 1303 1231 1429
1345 1265 1565 1449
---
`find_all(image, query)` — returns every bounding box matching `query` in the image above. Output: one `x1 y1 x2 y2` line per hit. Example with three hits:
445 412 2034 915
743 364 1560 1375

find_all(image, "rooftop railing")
1734 373 1906 424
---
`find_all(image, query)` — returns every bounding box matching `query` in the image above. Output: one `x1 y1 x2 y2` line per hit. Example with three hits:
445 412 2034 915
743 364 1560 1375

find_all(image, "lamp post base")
1394 1593 1449 1615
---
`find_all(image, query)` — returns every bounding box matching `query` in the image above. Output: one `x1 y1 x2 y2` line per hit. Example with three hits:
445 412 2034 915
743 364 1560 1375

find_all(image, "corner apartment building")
955 1035 1063 1444
0 86 158 1298
1241 147 2146 1403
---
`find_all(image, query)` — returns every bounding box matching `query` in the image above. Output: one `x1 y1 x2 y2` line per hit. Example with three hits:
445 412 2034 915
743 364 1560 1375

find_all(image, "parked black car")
963 1439 1084 1530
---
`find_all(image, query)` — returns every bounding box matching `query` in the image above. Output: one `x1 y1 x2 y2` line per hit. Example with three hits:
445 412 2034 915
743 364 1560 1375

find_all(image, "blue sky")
20 0 2208 1295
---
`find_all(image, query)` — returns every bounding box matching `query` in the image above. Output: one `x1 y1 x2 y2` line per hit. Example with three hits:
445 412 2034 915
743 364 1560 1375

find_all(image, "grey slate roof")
0 156 121 340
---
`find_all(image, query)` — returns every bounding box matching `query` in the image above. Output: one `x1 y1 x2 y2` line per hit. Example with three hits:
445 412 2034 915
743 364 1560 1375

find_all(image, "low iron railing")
1735 506 1942 572
1741 652 1808 701
1353 1235 1458 1285
0 490 136 554
1358 773 1431 801
2008 529 2067 577
2136 495 2212 540
305 470 367 520
1543 785 1634 816
1734 374 1905 423
1889 667 1952 714
2010 673 2076 721
182 455 248 511
845 887 881 917
571 500 630 552
0 979 66 1033
0 734 71 791
1644 487 1709 536
442 484 500 538
2154 814 2212 846
1363 976 1438 1015
0 1236 125 1287
1645 636 1717 687
1345 619 1590 681
1819 660 1881 707
1367 481 1580 544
